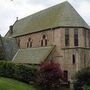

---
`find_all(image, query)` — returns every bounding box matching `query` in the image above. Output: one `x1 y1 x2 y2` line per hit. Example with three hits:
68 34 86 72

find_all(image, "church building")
4 1 90 82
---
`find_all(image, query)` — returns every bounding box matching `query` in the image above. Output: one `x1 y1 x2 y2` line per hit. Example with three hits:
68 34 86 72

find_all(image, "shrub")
14 64 37 83
0 61 15 78
0 61 37 84
74 67 90 90
37 61 63 90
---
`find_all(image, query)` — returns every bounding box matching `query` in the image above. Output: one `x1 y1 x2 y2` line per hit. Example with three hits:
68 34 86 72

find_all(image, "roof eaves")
12 26 90 38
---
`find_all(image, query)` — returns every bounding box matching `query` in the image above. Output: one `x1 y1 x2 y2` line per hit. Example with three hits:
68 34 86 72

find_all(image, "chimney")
9 25 13 34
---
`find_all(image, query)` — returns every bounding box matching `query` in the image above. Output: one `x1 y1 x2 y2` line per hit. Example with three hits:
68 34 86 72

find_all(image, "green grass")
0 77 36 90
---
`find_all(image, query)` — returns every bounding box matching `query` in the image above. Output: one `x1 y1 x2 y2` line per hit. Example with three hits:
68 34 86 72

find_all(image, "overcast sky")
0 0 90 36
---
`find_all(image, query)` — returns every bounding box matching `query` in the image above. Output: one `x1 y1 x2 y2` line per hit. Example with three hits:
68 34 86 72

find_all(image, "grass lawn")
0 77 36 90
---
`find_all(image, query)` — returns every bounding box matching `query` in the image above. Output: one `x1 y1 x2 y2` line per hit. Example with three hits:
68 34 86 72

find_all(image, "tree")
74 67 90 90
37 61 63 90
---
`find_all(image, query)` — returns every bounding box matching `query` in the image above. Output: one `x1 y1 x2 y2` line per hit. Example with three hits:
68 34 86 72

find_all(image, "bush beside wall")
0 61 37 83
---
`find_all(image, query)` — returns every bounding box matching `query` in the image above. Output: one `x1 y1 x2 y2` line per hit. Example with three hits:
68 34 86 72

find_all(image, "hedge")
0 61 37 83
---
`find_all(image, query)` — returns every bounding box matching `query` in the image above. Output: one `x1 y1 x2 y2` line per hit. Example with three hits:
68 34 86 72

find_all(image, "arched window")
42 34 46 39
27 37 32 48
41 34 47 46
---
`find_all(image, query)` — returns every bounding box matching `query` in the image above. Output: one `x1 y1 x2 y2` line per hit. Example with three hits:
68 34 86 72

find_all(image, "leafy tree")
37 61 63 90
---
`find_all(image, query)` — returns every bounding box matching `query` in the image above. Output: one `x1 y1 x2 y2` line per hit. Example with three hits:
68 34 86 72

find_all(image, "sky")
0 0 90 36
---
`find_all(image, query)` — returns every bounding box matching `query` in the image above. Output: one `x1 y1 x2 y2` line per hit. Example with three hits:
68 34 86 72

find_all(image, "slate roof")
12 46 55 64
8 1 89 37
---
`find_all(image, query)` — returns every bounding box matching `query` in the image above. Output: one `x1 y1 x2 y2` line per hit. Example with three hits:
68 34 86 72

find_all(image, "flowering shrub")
37 61 63 90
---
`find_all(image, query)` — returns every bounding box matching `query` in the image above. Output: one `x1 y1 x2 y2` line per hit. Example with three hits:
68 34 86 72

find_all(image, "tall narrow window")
84 53 86 67
72 54 76 64
63 70 68 81
41 40 43 46
45 39 47 46
84 30 86 47
65 29 69 46
41 34 47 46
17 38 20 48
74 29 78 46
27 37 32 48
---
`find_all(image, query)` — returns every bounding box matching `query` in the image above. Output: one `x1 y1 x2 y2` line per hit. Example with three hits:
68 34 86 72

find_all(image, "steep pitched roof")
8 1 89 37
12 46 55 64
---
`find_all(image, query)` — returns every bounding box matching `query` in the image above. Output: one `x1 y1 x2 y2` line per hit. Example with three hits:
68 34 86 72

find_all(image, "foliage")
0 47 5 60
14 64 37 83
82 84 90 90
0 77 36 90
37 61 63 90
0 61 37 83
74 67 90 90
0 61 15 78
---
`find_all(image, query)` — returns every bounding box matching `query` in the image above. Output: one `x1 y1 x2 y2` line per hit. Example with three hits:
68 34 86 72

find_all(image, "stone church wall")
15 27 90 81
